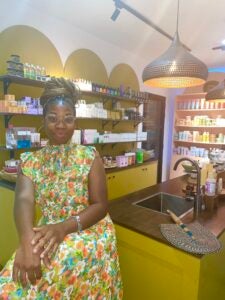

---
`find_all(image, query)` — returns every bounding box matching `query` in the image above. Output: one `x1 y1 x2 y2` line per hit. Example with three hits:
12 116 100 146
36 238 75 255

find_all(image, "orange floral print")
0 144 122 299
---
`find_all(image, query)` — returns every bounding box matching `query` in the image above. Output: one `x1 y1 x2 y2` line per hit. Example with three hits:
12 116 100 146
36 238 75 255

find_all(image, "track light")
111 8 121 21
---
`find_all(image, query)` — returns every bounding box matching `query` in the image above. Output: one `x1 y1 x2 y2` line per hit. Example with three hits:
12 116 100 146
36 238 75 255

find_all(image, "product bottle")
41 66 46 80
205 172 217 196
217 178 223 194
24 63 31 78
29 64 36 80
136 149 143 164
5 124 16 149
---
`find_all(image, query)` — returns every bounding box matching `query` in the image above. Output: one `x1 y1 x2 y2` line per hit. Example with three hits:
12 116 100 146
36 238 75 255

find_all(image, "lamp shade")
142 32 208 88
205 80 225 101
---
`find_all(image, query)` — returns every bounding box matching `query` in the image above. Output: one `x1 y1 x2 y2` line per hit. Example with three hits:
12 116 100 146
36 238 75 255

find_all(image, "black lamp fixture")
205 80 225 102
142 0 208 88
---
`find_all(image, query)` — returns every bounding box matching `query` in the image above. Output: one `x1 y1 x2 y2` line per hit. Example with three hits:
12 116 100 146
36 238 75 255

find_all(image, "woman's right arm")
14 171 35 244
12 170 42 287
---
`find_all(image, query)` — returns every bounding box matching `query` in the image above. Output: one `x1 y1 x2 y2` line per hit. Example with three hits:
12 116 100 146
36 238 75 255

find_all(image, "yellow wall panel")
64 49 108 84
109 63 139 91
0 25 63 78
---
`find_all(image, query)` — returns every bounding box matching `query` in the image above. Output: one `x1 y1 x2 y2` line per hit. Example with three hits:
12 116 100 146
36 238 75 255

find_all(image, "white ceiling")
23 0 225 69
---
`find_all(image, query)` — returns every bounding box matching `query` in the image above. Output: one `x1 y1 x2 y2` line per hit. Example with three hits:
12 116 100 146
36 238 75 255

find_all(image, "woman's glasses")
45 114 75 125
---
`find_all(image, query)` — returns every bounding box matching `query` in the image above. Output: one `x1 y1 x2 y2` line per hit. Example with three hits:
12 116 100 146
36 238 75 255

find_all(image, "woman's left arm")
32 151 108 257
66 150 109 230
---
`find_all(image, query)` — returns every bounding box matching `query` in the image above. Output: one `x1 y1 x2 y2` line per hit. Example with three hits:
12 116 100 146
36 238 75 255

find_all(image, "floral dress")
0 144 123 300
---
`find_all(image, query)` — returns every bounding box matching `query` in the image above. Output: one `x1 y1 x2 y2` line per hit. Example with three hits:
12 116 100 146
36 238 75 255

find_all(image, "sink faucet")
173 157 202 218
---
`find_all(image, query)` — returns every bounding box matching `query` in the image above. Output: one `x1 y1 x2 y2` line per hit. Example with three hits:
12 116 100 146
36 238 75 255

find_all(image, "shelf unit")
0 75 146 159
170 93 225 179
0 112 143 129
0 75 142 104
173 93 225 154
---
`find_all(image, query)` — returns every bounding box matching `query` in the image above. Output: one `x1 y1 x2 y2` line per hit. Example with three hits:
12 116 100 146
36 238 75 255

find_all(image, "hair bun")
40 77 80 107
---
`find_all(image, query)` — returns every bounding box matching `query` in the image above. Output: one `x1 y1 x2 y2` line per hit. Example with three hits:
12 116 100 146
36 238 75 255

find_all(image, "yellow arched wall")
0 25 63 79
109 63 140 91
64 49 108 85
108 64 140 154
0 25 64 168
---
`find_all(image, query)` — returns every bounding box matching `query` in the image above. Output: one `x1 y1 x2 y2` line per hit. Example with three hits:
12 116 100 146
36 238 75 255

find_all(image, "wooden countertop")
109 175 225 253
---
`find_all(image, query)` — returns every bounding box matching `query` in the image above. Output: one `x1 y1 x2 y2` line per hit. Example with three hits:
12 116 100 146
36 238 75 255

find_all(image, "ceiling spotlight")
111 8 121 21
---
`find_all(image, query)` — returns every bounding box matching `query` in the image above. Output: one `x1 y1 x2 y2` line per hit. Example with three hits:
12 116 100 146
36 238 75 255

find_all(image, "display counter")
109 175 225 300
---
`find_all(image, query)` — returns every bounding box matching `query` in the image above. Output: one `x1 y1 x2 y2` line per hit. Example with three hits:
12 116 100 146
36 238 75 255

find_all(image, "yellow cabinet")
0 187 18 268
115 224 225 300
107 161 158 200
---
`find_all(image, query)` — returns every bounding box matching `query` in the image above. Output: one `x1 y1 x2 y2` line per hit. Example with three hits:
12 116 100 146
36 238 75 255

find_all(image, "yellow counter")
0 186 18 268
115 224 225 300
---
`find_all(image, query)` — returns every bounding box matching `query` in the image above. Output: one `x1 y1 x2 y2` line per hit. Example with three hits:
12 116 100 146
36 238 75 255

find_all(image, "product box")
82 129 99 144
116 155 128 167
71 130 81 144
137 132 147 141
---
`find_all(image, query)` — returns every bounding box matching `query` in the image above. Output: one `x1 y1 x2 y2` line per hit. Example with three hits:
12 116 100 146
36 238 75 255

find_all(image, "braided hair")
40 77 80 116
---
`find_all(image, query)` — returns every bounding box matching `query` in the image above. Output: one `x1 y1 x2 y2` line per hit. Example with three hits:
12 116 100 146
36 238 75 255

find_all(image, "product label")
205 181 216 196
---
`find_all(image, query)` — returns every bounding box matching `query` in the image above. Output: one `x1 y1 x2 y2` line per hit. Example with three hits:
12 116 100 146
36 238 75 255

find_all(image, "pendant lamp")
142 0 208 88
205 80 225 101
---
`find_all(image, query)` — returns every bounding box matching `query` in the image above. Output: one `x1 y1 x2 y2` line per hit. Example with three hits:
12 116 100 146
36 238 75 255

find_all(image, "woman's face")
44 103 76 145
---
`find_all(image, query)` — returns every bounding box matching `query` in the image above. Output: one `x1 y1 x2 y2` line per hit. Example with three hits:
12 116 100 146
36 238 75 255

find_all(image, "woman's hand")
31 223 66 259
13 243 42 288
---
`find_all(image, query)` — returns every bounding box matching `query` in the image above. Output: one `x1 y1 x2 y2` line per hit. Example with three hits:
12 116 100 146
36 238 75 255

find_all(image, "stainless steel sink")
133 192 193 218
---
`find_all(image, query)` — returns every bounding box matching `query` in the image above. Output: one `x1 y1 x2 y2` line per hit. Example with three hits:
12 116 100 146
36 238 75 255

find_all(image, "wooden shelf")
0 146 42 151
0 112 143 129
0 74 141 104
0 74 45 89
0 139 147 152
176 109 225 112
174 140 225 146
81 90 140 104
175 125 225 128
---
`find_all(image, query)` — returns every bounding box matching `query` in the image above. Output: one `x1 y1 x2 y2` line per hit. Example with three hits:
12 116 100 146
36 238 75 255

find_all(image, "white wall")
0 0 173 181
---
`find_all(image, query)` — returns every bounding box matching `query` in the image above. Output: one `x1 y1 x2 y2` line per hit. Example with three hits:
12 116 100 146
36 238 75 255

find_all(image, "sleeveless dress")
0 144 123 300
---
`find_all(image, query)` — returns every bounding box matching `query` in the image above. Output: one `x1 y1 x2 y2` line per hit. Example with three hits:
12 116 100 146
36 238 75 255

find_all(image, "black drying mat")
160 222 222 254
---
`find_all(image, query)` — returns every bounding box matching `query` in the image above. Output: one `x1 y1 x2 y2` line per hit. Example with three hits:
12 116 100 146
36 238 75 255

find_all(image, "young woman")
0 78 123 299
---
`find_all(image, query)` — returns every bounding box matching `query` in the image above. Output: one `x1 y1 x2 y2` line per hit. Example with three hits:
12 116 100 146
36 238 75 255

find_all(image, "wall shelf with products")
0 75 149 164
0 74 162 194
171 93 225 178
174 140 225 146
0 75 144 105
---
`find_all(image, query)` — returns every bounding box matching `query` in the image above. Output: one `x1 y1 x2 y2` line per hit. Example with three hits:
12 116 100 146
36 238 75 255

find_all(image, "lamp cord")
176 0 180 34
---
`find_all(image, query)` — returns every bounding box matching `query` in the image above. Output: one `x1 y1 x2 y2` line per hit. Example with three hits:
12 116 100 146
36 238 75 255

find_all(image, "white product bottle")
205 172 216 196
6 124 17 149
217 178 223 194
